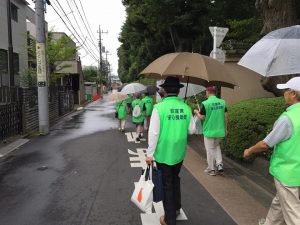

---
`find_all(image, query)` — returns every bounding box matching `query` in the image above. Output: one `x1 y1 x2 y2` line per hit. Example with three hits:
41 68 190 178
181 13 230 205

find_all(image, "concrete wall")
221 62 274 104
0 0 29 86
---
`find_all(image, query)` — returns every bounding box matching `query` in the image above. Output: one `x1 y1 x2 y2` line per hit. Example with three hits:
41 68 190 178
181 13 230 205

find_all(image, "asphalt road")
0 100 236 225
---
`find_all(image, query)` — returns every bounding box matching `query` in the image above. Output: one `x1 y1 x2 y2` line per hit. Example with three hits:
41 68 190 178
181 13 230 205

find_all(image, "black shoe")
136 137 140 142
121 129 125 132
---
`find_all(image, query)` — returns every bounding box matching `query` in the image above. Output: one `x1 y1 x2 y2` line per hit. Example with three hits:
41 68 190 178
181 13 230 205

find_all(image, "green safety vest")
142 96 153 116
202 96 226 138
131 99 145 123
115 100 127 120
269 103 300 186
154 96 192 165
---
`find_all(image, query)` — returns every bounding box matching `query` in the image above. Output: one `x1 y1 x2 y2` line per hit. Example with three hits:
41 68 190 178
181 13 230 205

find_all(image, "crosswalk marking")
125 132 146 143
128 148 147 168
153 202 188 220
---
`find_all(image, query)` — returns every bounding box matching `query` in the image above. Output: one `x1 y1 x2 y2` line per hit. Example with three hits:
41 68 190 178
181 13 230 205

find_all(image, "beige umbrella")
139 52 237 88
105 91 128 102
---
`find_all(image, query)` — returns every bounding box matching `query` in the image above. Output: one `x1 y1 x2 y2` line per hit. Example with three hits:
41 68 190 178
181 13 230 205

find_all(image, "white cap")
277 77 300 91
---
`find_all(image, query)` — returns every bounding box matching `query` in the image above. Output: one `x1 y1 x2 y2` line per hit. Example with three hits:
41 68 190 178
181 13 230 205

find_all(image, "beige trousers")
118 119 126 130
265 178 300 225
203 137 223 171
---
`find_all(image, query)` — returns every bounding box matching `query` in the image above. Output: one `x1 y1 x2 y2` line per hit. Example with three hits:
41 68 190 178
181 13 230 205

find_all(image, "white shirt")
147 108 195 157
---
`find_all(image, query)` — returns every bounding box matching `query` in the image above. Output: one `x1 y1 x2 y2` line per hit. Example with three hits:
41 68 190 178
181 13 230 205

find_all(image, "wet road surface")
0 100 236 225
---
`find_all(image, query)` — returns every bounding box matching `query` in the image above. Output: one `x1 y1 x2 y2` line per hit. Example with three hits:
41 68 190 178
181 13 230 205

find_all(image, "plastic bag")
131 166 154 213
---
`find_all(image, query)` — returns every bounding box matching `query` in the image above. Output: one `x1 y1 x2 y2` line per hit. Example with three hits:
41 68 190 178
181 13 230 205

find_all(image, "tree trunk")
255 0 298 96
255 0 297 35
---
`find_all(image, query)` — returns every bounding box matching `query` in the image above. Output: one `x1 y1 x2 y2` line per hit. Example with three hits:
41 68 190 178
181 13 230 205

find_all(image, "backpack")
132 104 142 117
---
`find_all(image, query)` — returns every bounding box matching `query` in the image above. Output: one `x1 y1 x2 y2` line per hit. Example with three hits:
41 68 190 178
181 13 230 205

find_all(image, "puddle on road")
51 100 118 141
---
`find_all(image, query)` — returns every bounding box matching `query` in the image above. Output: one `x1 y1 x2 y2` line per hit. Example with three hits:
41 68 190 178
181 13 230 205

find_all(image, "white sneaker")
207 170 216 176
204 167 210 173
258 218 266 225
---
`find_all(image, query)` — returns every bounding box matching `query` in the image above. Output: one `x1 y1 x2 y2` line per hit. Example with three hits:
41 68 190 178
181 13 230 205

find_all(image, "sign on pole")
209 26 229 48
210 48 225 63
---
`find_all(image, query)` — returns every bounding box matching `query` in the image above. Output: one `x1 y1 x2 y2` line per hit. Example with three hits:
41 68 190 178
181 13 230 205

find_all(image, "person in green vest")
115 100 127 132
194 86 228 176
131 93 146 141
244 77 300 225
142 92 154 130
145 76 195 225
126 94 133 113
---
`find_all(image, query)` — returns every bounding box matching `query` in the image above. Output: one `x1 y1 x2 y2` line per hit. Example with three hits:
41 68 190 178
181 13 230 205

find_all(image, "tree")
255 0 300 96
23 32 78 87
118 0 259 83
83 66 98 82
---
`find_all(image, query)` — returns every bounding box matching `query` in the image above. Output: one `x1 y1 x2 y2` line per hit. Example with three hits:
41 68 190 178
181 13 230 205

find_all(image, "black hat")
159 76 184 88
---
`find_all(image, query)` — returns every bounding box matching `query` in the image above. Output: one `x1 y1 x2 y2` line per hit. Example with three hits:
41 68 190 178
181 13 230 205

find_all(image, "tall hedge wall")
225 97 286 160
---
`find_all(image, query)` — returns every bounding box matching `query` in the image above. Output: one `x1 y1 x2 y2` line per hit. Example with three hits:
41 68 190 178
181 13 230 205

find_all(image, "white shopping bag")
193 115 203 134
131 168 154 213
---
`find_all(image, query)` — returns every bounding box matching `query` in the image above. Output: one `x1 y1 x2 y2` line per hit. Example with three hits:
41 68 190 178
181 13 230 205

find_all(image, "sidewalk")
186 135 274 225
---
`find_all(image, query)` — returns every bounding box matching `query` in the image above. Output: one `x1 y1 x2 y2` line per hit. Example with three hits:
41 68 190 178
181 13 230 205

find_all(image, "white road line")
125 132 146 143
128 148 147 168
153 202 188 220
0 139 29 158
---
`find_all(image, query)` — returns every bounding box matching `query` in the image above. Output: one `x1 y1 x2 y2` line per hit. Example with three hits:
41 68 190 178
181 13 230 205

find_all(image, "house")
0 0 31 86
52 32 86 105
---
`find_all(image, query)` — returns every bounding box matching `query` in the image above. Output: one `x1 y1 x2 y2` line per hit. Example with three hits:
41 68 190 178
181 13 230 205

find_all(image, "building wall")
221 62 274 104
0 0 28 86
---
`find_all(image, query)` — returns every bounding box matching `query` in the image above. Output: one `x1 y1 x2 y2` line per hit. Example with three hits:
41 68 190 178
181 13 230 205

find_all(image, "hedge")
224 97 286 161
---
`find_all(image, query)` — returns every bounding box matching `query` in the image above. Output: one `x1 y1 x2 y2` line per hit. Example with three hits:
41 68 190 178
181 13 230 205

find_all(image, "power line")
65 0 98 49
71 0 99 50
52 0 98 59
77 0 98 42
51 0 99 61
50 2 98 61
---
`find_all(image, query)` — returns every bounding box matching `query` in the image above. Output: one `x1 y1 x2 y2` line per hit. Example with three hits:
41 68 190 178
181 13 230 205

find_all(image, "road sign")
210 48 225 63
209 26 229 47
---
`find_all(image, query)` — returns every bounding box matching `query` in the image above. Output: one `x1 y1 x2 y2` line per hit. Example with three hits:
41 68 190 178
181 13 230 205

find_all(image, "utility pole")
97 25 107 95
36 0 49 134
7 0 14 86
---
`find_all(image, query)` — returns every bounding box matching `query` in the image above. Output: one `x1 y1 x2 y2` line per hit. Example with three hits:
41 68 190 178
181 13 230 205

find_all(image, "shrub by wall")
224 97 286 161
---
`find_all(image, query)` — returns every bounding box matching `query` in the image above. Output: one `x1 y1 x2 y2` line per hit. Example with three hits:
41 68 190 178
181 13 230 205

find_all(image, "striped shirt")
263 116 293 148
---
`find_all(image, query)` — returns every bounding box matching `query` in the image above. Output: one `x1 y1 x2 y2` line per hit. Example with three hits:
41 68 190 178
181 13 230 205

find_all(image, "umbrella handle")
191 85 201 111
184 77 190 102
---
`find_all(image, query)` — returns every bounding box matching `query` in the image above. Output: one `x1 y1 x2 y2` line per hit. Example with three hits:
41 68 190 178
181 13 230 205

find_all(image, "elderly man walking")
146 76 195 225
194 86 228 176
244 77 300 225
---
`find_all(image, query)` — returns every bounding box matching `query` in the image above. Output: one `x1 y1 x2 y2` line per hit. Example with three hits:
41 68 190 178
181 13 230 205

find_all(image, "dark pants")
156 161 183 225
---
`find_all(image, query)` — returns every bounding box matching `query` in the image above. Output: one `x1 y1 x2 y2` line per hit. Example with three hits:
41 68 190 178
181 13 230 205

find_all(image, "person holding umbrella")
142 92 154 131
145 76 195 225
194 86 228 176
131 93 146 141
244 77 300 225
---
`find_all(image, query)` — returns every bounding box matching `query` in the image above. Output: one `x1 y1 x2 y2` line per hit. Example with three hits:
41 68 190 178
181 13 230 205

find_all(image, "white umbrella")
105 92 128 102
120 83 146 95
238 25 300 76
178 83 205 99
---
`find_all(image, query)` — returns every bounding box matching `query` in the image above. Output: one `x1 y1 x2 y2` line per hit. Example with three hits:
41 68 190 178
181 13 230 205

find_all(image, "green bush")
224 97 286 161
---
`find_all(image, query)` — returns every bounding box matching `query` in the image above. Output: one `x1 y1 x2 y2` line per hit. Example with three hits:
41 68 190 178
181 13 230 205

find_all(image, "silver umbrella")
238 25 300 76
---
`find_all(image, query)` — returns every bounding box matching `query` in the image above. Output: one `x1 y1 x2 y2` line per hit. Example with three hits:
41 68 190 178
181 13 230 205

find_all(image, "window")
11 3 18 22
0 49 8 73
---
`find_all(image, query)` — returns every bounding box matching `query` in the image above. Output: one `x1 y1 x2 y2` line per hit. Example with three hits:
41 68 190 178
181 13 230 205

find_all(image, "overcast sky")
29 0 126 76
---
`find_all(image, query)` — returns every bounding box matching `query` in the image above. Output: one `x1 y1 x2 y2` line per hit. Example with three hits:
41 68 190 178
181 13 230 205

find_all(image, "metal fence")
0 86 74 142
